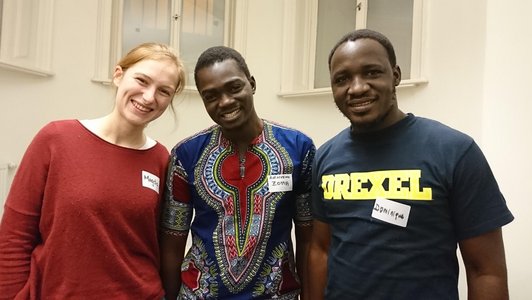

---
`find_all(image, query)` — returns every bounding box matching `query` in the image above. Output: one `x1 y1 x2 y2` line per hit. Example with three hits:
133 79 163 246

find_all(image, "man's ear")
393 65 402 86
112 66 124 87
249 76 256 94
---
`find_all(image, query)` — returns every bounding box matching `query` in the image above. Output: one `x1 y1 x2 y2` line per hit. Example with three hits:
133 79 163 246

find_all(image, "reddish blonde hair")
117 42 186 96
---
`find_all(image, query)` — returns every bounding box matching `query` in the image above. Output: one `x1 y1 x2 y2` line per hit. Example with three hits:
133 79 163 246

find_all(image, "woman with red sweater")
0 43 185 299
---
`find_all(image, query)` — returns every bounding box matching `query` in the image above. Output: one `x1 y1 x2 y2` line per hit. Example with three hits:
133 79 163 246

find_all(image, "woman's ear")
112 66 124 87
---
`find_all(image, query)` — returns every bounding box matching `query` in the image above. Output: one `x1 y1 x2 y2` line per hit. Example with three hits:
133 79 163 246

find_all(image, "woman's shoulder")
32 119 81 140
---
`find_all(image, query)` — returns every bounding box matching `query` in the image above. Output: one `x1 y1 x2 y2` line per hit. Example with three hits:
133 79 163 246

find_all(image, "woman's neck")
82 115 147 149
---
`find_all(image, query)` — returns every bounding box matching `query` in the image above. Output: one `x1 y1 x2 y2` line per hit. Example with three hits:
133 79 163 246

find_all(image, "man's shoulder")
412 115 473 143
172 124 219 151
263 119 314 142
317 127 351 153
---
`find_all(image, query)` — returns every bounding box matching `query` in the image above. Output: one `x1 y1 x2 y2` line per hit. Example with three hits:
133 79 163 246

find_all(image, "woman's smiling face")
113 58 179 127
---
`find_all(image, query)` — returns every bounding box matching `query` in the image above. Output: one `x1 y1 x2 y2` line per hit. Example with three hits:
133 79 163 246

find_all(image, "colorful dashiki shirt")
162 120 315 299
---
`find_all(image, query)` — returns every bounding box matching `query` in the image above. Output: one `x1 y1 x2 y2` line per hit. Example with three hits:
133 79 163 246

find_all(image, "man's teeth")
351 100 373 107
223 110 239 118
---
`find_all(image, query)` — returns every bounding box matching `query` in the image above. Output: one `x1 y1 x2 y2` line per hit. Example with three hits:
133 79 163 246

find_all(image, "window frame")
0 0 55 76
92 0 248 89
279 0 427 98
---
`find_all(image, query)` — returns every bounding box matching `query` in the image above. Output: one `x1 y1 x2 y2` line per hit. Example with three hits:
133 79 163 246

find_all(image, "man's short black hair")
328 29 397 69
194 46 251 86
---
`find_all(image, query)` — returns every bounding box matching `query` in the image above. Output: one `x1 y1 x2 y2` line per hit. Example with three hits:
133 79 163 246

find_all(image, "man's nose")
348 77 369 95
218 93 234 107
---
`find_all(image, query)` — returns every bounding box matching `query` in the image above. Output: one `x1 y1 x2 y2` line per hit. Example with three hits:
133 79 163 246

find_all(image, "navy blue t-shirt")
311 114 513 299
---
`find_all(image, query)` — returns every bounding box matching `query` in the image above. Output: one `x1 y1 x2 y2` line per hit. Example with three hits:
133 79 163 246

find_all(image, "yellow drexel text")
321 170 432 200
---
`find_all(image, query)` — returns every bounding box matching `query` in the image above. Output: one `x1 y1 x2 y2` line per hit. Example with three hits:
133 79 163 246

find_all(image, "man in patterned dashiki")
160 46 316 300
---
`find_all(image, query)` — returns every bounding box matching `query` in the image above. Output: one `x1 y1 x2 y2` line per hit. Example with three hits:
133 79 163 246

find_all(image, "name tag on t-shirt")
268 174 293 192
371 198 410 227
142 171 160 194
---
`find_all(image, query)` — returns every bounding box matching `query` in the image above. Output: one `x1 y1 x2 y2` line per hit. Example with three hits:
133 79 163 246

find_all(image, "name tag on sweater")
142 171 160 194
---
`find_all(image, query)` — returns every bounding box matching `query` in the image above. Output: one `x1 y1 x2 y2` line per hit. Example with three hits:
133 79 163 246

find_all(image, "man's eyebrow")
362 63 385 68
224 78 245 85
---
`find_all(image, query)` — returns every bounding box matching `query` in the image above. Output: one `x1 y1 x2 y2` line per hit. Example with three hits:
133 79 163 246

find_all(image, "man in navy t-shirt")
307 29 513 300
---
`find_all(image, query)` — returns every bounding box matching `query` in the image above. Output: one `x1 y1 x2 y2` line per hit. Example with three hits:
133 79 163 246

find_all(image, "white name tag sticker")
268 174 293 192
371 198 410 227
142 171 160 194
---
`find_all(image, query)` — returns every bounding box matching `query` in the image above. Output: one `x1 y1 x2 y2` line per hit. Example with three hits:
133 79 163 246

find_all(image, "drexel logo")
321 169 432 201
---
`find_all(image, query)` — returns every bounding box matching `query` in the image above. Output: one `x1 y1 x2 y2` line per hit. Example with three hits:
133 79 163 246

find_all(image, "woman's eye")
159 90 171 97
136 77 147 84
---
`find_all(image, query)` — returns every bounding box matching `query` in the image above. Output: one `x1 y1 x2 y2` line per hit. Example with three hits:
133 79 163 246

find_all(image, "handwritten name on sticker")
268 174 293 192
142 171 160 194
371 197 411 227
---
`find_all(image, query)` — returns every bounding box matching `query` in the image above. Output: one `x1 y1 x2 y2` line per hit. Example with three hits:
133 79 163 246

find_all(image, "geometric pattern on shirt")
294 148 314 223
179 236 219 299
253 242 301 299
162 158 192 231
194 125 293 293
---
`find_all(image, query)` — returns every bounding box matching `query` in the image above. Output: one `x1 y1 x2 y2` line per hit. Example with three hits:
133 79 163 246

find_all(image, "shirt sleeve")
0 124 52 299
0 208 40 299
160 151 193 233
294 139 316 225
450 141 514 240
310 153 328 223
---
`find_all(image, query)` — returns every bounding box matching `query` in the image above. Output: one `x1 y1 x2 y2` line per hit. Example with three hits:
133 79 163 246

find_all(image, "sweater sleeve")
0 207 40 299
0 124 52 299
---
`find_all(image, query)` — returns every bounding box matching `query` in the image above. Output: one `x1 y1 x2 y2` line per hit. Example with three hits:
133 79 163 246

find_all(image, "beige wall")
482 0 532 295
0 0 530 296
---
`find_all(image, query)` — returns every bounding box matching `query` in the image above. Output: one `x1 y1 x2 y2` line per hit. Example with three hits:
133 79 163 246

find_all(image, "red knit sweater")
0 120 168 299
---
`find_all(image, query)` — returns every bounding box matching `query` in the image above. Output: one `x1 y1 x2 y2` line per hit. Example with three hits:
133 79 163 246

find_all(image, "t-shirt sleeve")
450 141 514 241
0 124 53 298
160 150 193 233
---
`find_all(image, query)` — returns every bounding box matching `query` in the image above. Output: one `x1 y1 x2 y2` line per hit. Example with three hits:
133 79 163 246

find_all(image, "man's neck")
223 117 263 152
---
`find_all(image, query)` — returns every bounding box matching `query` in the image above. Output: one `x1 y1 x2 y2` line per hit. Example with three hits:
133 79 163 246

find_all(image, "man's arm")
295 223 313 300
160 231 188 300
307 219 331 300
459 228 509 300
